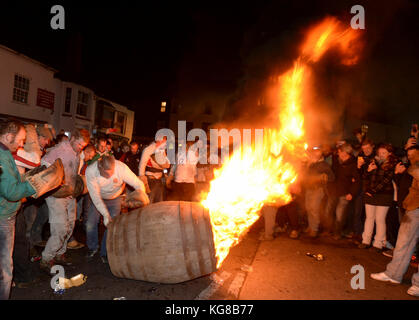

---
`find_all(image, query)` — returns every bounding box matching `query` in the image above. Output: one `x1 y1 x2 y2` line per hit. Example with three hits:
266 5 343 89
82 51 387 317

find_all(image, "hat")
36 125 53 141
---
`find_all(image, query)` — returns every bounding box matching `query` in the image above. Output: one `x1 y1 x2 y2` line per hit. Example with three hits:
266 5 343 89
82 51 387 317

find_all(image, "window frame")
76 90 90 118
12 74 30 104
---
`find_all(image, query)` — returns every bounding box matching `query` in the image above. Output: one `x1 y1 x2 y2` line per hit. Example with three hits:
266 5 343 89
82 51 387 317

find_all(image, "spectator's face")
122 145 130 153
130 144 139 154
361 144 373 156
338 149 349 162
38 136 50 148
407 149 418 163
84 150 95 161
71 138 88 153
355 133 363 142
377 148 390 162
98 141 106 153
8 128 26 153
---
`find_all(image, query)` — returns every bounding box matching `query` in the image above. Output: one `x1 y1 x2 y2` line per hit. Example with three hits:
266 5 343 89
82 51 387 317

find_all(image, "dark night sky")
1 0 418 137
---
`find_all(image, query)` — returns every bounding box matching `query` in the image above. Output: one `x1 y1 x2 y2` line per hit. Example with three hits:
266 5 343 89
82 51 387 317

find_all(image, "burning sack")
107 201 217 284
23 159 64 198
122 189 150 209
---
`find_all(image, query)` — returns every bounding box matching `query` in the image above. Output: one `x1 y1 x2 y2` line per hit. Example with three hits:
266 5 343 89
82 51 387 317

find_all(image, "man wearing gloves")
85 155 149 263
0 121 63 299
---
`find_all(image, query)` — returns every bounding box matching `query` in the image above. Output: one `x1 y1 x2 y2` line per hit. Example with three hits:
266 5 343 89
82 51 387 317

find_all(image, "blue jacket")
0 143 35 219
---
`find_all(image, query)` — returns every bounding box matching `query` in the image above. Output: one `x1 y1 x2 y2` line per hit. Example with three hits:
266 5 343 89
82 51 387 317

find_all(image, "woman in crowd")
359 143 398 252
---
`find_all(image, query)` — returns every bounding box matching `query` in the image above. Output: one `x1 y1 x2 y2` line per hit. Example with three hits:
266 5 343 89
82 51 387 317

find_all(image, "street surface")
11 219 418 300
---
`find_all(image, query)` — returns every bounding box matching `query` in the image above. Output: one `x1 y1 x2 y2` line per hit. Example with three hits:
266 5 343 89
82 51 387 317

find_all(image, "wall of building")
0 45 61 124
55 81 96 134
0 45 135 140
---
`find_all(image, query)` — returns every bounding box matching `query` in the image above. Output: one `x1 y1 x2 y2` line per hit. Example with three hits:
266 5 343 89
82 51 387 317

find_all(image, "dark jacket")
394 171 413 210
331 155 360 197
124 151 141 176
357 151 375 190
363 160 396 206
305 160 335 190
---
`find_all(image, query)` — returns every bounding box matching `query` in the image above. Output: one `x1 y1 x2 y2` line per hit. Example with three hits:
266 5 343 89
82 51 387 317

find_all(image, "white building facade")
0 44 134 141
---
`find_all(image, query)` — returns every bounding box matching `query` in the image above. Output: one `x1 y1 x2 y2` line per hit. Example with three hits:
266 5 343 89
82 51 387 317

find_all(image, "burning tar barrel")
107 201 218 283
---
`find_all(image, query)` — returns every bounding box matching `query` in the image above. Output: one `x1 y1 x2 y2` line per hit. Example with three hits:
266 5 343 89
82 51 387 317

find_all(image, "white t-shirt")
170 147 199 183
86 160 145 218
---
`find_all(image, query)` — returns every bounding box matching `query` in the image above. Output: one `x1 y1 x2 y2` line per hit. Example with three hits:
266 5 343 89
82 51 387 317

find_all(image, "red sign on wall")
36 88 55 110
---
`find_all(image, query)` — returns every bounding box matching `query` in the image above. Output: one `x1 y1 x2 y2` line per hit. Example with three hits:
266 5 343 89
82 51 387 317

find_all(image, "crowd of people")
0 119 418 300
261 125 419 297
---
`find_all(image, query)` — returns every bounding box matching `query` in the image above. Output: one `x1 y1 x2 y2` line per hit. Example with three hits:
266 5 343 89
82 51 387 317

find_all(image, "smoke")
217 0 413 147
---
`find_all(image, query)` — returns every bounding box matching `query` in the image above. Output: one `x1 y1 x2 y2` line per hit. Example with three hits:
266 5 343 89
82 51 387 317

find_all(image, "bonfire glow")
202 17 363 268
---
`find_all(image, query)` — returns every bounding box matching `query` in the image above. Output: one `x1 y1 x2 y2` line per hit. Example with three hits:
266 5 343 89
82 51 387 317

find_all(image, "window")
76 90 89 117
13 74 30 104
161 101 167 113
95 100 115 128
64 88 72 113
114 111 126 134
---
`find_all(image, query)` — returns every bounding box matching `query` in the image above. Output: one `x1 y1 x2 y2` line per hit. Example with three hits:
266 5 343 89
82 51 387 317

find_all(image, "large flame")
202 17 362 268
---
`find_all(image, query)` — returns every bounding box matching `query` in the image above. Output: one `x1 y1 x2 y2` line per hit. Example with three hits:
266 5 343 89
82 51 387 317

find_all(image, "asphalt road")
10 219 418 300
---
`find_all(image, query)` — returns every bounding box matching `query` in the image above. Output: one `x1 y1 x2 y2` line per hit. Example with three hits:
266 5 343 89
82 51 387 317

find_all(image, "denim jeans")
334 196 350 236
85 197 121 257
0 215 15 300
30 201 49 246
362 204 390 249
13 209 35 283
305 188 325 233
42 197 76 262
69 194 91 243
385 208 419 286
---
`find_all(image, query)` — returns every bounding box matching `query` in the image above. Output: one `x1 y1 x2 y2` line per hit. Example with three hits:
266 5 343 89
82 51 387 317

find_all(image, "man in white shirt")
85 155 149 263
139 137 170 203
167 141 199 201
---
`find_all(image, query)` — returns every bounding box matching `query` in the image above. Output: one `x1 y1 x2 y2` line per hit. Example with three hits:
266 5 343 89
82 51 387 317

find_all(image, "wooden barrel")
107 201 217 284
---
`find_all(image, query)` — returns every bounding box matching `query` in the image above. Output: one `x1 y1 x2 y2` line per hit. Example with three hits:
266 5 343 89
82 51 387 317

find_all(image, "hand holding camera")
368 160 377 172
395 162 407 174
357 156 365 169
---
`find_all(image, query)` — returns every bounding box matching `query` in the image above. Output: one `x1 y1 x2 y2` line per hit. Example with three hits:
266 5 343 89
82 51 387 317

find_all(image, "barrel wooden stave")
107 201 217 284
